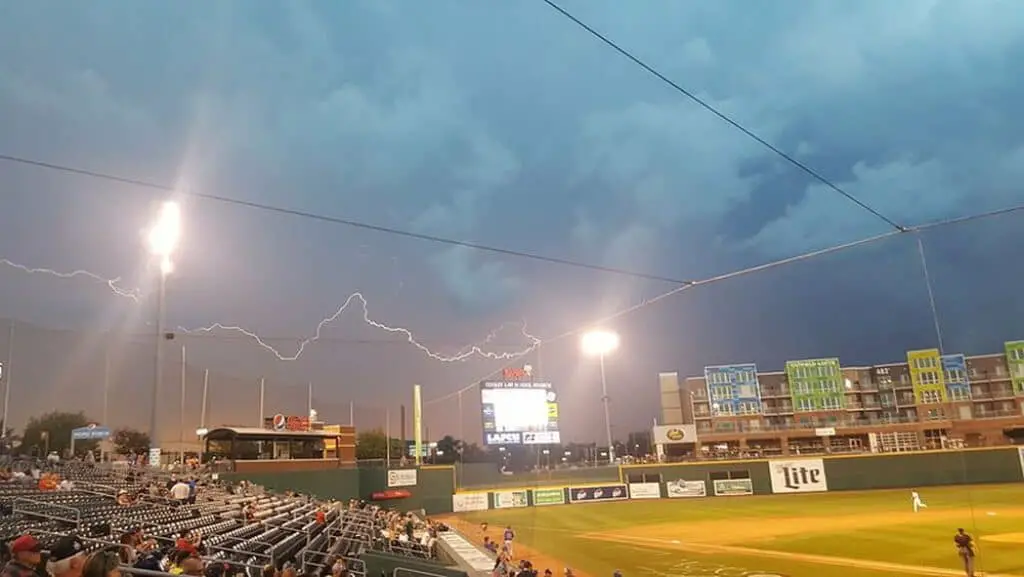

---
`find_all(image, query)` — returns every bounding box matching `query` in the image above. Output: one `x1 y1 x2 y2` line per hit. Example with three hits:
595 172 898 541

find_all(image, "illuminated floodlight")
147 201 181 273
580 330 620 357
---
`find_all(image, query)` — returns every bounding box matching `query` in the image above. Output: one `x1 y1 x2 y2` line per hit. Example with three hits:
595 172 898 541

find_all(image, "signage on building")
769 458 829 493
502 365 534 381
652 424 698 444
264 414 310 432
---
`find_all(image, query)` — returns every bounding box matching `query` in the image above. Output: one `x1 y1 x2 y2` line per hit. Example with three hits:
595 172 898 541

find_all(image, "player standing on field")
954 528 975 577
503 526 515 557
911 489 927 512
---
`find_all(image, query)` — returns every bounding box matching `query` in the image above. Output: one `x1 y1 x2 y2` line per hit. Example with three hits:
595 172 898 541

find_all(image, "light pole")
581 330 620 463
146 201 181 466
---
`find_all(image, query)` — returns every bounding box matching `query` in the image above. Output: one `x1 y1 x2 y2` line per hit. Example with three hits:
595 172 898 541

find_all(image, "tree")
112 428 150 455
21 411 96 457
355 429 404 460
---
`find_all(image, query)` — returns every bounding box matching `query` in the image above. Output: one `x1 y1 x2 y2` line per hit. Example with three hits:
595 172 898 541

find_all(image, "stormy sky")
1 1 1023 444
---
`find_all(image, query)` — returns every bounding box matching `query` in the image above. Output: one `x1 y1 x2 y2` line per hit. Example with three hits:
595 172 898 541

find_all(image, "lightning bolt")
179 293 541 362
1 256 539 362
0 258 142 301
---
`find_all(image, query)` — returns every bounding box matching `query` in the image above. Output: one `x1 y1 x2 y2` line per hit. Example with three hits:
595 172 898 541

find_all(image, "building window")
796 398 814 412
948 388 970 402
821 397 842 410
711 386 731 401
995 364 1005 376
920 389 942 405
945 368 964 384
919 371 940 385
1010 349 1024 362
819 380 838 393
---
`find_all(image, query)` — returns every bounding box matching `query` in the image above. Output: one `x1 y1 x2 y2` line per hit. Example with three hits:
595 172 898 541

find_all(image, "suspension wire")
915 234 944 353
538 0 906 233
426 201 1024 405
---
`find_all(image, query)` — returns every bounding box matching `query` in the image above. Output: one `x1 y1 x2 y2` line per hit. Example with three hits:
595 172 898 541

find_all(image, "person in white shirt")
170 479 191 504
911 489 927 512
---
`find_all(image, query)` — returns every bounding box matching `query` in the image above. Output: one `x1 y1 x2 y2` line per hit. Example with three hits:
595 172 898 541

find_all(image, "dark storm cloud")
1 1 1023 440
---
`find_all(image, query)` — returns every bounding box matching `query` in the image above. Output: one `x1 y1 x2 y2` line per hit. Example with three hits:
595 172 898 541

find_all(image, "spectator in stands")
82 550 120 577
46 536 87 577
2 535 42 577
170 477 192 505
175 530 203 555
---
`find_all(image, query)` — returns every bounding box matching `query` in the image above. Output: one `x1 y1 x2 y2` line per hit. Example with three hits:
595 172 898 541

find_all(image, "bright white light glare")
581 330 620 356
147 201 181 259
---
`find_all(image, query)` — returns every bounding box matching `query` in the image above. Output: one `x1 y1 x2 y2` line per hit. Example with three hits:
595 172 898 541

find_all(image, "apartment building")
658 340 1024 456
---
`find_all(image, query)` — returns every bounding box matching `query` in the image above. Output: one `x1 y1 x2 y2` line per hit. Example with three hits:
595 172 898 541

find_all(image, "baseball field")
442 483 1024 577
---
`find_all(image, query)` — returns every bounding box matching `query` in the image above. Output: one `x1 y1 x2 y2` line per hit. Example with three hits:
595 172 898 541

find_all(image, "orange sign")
265 414 310 432
503 367 530 380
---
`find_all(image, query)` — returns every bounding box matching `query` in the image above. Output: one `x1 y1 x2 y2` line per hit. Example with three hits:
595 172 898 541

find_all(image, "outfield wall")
448 447 1024 514
222 447 1024 515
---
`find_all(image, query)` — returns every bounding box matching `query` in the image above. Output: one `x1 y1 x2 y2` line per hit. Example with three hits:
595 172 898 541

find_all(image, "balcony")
973 409 1021 420
695 415 928 436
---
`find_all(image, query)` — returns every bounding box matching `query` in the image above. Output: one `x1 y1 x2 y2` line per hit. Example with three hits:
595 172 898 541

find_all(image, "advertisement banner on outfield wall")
569 484 627 503
452 493 489 512
713 478 753 496
666 480 707 498
769 458 828 493
493 490 528 509
532 488 566 506
387 469 418 488
628 483 661 500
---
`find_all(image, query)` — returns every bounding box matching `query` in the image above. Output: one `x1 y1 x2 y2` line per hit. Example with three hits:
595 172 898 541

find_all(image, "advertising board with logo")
263 413 312 432
769 458 828 493
652 424 698 444
387 469 418 488
451 492 489 512
531 488 566 506
666 479 707 498
569 484 627 503
493 490 528 509
712 478 753 496
628 483 661 500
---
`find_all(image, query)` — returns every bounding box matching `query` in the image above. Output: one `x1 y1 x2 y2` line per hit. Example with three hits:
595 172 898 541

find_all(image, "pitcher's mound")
981 532 1024 544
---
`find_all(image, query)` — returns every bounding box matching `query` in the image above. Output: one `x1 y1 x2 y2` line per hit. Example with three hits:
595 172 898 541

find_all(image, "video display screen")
480 381 560 445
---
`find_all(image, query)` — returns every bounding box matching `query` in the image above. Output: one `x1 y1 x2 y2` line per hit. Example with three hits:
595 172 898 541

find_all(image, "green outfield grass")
453 483 1024 577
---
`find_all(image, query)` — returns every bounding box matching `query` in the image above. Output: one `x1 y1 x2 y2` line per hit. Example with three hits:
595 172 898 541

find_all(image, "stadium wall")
225 465 456 513
221 469 362 500
456 462 619 489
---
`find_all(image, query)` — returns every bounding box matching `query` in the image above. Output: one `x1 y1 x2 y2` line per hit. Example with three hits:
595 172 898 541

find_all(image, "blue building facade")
940 353 971 401
703 364 763 416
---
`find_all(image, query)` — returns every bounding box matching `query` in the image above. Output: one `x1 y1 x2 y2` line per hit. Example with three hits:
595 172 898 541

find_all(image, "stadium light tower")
146 201 181 464
581 330 620 463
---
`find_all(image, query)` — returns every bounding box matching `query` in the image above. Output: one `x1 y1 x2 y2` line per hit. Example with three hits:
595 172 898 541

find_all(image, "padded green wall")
457 462 619 489
222 469 361 501
822 448 1021 490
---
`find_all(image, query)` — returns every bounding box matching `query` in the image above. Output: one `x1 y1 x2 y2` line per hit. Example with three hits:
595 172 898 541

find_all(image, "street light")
146 201 181 466
581 330 620 463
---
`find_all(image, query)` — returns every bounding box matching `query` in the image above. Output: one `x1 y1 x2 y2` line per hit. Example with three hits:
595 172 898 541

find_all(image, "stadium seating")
0 459 444 577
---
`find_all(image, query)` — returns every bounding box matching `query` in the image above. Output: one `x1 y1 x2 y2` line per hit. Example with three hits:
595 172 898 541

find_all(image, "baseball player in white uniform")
911 489 927 512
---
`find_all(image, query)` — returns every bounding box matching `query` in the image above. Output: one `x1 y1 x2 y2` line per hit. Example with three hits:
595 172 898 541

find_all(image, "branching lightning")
0 258 142 301
178 293 541 362
1 256 538 362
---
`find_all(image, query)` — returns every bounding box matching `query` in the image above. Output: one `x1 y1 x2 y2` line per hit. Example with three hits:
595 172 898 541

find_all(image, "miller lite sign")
769 458 828 493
